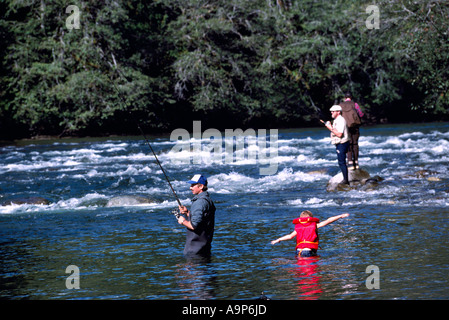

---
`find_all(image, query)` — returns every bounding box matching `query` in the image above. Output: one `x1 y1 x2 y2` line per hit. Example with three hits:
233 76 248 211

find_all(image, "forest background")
1 0 448 140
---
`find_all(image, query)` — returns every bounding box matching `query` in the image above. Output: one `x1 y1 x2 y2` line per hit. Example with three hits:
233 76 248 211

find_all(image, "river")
0 122 448 300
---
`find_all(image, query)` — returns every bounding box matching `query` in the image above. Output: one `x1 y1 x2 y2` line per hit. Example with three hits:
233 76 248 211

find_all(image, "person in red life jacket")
271 210 349 257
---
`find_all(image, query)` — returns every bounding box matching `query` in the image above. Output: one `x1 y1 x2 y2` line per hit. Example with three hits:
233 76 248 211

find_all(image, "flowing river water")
0 122 448 300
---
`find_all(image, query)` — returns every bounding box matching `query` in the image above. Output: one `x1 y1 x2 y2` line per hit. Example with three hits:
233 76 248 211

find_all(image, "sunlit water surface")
1 122 448 299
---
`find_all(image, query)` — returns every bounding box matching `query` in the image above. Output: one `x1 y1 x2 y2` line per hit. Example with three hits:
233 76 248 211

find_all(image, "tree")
0 0 174 137
0 0 448 139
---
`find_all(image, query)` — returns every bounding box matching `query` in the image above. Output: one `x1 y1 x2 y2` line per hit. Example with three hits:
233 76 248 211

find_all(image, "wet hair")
300 210 313 217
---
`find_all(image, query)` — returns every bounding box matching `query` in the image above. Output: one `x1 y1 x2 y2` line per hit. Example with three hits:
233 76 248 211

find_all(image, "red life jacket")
292 217 320 250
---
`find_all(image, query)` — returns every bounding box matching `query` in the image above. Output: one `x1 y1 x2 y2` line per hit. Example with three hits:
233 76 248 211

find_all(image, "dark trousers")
336 141 350 182
296 248 318 257
347 127 360 164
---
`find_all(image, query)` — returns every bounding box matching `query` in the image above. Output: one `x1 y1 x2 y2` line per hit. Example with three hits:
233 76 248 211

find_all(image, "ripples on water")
0 122 448 299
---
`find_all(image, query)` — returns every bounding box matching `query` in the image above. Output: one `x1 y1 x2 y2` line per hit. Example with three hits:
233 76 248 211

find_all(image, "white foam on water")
1 125 448 215
1 159 83 173
0 192 191 215
0 203 39 215
296 154 333 166
207 168 330 194
0 193 108 214
287 197 337 208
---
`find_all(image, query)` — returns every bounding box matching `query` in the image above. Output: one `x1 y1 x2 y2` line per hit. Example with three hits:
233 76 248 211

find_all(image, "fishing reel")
171 208 181 219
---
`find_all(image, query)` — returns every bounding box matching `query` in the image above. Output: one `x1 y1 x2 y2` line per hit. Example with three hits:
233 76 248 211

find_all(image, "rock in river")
105 195 155 207
327 168 383 192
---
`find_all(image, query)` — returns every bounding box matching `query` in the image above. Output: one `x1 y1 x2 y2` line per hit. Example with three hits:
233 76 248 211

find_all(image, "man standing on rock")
325 105 350 185
177 174 216 257
339 92 364 170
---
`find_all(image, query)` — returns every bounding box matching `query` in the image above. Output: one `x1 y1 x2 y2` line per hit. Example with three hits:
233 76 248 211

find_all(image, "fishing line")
98 51 182 208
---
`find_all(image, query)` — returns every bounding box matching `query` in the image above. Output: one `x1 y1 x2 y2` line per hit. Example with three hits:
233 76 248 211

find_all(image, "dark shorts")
296 248 318 258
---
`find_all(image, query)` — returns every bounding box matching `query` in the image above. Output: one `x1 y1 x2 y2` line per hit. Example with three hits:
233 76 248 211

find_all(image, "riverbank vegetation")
1 0 448 139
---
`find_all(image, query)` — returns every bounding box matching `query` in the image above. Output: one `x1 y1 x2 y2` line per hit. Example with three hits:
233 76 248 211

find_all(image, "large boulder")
105 195 155 207
328 168 371 184
327 168 382 192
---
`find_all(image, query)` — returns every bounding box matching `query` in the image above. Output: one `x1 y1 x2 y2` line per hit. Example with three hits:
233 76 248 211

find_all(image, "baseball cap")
330 105 342 111
187 174 208 185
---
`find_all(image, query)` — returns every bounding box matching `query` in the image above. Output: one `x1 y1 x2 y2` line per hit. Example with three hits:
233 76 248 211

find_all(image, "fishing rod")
101 53 183 209
298 93 329 127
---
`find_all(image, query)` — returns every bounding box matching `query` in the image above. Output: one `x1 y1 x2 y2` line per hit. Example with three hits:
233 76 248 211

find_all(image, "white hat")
330 105 342 111
187 174 208 185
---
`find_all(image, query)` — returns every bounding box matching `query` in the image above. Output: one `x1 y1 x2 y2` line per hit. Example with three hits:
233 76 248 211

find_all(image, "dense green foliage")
1 0 448 139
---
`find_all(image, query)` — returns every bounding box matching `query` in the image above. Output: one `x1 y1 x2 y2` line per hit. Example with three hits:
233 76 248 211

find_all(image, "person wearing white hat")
324 105 350 185
178 174 216 256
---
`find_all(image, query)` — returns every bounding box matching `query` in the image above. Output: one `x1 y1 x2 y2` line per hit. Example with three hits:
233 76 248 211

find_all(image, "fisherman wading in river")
177 174 216 257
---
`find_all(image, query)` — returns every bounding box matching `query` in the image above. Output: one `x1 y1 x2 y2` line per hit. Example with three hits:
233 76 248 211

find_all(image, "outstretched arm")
317 213 349 228
271 231 297 245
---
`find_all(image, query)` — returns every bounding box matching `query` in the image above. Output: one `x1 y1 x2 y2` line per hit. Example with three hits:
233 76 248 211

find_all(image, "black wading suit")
183 191 216 257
